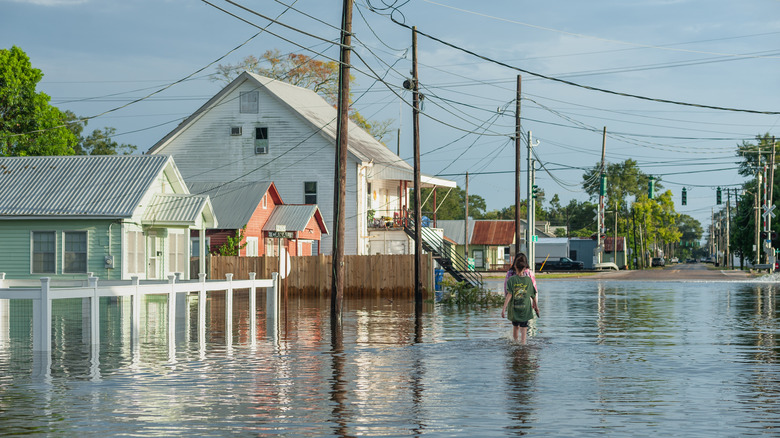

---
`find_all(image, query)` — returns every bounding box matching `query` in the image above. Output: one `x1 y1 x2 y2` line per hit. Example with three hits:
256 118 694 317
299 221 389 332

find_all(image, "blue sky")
2 0 779 231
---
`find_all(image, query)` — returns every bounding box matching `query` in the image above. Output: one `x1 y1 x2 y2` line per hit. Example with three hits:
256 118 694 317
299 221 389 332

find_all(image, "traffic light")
648 176 655 199
681 187 687 206
716 186 722 205
532 185 540 198
599 175 607 197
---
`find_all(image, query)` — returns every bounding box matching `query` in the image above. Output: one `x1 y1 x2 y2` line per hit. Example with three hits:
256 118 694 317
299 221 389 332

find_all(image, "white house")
147 72 455 255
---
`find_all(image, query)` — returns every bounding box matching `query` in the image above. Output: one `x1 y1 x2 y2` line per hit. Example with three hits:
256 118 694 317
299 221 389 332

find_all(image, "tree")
582 159 661 211
736 133 774 177
416 186 486 220
215 225 248 256
76 127 137 155
543 195 597 237
1 46 77 156
213 50 393 143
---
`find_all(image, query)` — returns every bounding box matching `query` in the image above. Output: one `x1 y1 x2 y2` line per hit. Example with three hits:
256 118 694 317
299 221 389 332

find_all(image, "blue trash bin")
434 269 445 291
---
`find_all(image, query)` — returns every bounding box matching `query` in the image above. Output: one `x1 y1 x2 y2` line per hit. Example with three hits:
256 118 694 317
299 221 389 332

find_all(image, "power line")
380 16 780 115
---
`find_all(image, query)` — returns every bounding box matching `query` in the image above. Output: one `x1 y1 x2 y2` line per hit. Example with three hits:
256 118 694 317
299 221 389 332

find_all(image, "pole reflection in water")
329 316 349 438
411 303 426 437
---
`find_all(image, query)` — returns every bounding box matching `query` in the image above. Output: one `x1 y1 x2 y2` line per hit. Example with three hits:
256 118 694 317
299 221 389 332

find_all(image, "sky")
2 0 780 234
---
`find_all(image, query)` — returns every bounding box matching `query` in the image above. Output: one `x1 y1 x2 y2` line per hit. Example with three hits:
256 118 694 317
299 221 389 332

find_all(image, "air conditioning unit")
230 126 242 136
255 139 268 154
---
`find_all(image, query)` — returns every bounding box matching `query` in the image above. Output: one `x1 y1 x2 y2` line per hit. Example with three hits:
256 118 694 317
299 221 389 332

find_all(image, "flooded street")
1 278 779 436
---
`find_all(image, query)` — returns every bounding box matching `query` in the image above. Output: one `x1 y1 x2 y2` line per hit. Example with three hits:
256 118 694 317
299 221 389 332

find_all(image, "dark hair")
514 253 529 272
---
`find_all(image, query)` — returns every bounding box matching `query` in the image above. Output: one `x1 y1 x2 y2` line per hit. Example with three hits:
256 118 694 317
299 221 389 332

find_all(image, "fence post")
167 275 176 346
88 276 99 346
267 272 279 343
131 276 140 345
0 272 5 288
33 277 52 352
249 272 257 345
225 273 233 346
198 273 206 350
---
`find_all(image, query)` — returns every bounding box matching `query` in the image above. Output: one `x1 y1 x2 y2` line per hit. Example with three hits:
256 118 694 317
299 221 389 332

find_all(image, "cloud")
4 0 88 5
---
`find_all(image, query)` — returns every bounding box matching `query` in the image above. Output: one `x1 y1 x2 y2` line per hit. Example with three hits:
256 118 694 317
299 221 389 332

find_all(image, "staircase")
403 214 483 288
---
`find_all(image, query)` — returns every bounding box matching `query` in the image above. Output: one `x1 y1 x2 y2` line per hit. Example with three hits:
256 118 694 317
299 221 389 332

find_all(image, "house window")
168 231 187 274
265 238 275 256
240 91 259 114
191 236 211 257
262 194 267 209
32 231 56 274
246 237 258 257
127 230 145 275
304 181 317 204
63 231 87 273
230 126 242 136
255 127 268 154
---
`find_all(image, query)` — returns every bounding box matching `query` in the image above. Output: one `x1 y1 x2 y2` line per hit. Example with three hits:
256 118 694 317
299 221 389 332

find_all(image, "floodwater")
1 278 779 436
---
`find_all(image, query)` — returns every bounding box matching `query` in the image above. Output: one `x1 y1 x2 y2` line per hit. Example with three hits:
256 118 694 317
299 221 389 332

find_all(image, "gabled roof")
148 72 455 188
263 205 329 235
142 194 216 228
187 181 282 229
0 155 173 218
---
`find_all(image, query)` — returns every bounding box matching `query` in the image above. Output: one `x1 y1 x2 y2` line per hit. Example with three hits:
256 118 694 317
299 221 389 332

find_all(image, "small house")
0 155 216 280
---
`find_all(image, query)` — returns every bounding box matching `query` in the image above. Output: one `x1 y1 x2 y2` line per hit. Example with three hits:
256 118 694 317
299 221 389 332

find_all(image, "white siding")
152 81 360 254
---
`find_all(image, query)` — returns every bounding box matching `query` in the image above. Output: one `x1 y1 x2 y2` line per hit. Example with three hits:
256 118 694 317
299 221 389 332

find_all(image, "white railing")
0 272 279 352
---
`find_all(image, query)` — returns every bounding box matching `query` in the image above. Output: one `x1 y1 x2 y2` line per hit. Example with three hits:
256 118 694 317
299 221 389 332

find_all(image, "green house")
0 155 217 280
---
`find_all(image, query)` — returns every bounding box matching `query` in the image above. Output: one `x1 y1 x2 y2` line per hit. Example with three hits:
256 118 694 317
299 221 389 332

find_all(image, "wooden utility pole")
756 150 762 264
465 171 469 262
597 127 607 266
331 0 353 319
412 26 423 304
515 75 522 256
769 137 776 266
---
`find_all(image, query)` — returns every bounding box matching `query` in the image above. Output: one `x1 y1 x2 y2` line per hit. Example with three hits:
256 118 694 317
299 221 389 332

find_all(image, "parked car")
536 257 585 272
651 257 665 267
670 257 679 264
686 258 696 263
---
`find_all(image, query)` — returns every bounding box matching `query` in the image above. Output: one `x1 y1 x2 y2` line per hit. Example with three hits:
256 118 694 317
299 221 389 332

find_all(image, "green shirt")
506 275 536 322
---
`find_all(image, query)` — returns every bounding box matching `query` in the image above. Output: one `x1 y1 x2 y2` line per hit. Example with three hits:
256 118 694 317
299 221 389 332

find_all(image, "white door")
147 231 162 279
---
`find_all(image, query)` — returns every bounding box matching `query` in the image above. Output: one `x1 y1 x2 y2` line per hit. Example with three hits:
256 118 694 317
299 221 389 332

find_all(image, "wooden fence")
192 253 433 298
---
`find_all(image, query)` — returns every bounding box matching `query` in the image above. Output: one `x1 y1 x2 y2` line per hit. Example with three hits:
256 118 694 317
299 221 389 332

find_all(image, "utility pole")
769 137 776 267
527 131 538 269
412 26 423 304
515 75 522 257
755 151 761 265
597 127 607 266
726 190 731 269
331 0 353 320
465 171 469 264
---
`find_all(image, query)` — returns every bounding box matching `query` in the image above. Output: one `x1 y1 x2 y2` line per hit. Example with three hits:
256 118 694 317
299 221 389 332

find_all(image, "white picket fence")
0 272 279 352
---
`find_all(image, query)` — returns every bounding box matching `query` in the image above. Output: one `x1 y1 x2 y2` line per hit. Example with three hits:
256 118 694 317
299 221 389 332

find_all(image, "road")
585 262 756 281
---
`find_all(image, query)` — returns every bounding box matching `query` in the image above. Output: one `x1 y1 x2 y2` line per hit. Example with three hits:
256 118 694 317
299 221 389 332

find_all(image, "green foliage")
416 186 487 220
215 225 248 256
546 197 598 237
582 159 660 209
437 277 504 306
75 127 137 155
1 46 78 156
736 133 774 177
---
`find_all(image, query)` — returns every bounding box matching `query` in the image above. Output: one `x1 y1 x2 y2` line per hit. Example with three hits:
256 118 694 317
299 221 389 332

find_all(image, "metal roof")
187 181 278 229
0 155 170 218
471 220 515 245
263 205 328 234
148 72 455 188
437 219 555 245
142 194 211 226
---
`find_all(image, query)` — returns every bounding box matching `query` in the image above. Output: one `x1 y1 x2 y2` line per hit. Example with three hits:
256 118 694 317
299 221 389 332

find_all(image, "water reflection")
1 281 780 435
